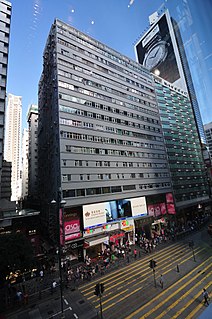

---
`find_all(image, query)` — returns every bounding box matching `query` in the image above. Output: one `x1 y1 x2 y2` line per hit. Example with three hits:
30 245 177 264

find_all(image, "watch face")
143 41 168 70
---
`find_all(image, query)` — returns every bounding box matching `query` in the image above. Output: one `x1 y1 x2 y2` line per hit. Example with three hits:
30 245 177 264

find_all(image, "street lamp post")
51 196 66 319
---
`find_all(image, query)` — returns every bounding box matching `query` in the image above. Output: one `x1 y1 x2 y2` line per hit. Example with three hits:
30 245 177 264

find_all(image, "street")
3 226 212 319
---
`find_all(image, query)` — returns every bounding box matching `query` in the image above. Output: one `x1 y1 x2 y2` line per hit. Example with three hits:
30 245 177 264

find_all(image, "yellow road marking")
154 271 212 319
83 245 192 297
124 256 212 319
174 285 212 319
87 246 195 301
80 242 185 292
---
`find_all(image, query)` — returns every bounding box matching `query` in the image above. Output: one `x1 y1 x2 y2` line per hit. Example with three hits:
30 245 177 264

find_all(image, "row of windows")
57 25 151 79
62 182 171 198
58 76 156 110
62 171 169 182
65 145 166 159
70 159 168 169
60 130 164 151
57 88 158 117
59 98 159 124
57 61 154 99
57 63 155 103
59 114 161 134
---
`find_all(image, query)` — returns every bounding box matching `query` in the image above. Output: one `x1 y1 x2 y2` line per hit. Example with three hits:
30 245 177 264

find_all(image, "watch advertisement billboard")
136 13 180 84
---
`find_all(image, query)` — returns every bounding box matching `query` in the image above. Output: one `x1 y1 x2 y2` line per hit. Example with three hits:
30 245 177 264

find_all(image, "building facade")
27 104 38 206
38 19 173 259
154 76 210 216
21 128 29 200
135 9 206 145
4 93 22 201
204 122 212 159
0 0 11 200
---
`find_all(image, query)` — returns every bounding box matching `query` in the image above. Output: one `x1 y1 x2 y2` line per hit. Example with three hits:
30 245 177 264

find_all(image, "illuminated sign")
129 196 147 217
83 202 107 228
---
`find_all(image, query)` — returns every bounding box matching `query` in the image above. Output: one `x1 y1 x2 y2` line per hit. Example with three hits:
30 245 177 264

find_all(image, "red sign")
148 205 155 216
64 219 80 236
166 193 174 204
167 203 176 215
65 232 81 241
59 208 65 246
160 203 167 215
110 233 125 242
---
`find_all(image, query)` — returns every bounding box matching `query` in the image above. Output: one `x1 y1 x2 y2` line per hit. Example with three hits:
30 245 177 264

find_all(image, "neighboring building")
21 128 29 200
154 76 210 217
27 104 39 207
0 0 11 200
1 159 11 200
38 19 173 258
135 9 206 145
156 0 212 141
4 93 22 201
204 122 212 159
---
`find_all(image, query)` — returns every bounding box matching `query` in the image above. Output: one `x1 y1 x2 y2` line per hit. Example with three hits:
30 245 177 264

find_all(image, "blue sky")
7 0 163 129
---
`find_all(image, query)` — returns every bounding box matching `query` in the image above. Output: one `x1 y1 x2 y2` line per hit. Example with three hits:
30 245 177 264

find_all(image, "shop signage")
65 232 81 241
129 196 147 217
83 203 107 228
110 233 125 241
123 226 134 232
120 219 134 230
64 219 80 236
69 240 84 250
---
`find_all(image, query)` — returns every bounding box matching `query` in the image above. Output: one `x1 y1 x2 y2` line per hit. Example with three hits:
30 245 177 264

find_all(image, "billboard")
147 203 167 217
83 202 107 228
166 193 176 215
128 196 147 217
136 13 180 84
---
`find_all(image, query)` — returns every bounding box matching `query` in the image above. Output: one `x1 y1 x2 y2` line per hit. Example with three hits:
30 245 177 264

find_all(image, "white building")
4 93 22 201
21 128 29 199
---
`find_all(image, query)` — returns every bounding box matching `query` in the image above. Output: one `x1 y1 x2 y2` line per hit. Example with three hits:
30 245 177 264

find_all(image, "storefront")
120 219 135 245
83 235 109 258
134 216 153 239
66 239 84 263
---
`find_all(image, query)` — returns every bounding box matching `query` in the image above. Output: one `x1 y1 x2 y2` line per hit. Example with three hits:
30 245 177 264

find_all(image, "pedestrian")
51 280 57 294
160 274 164 289
134 248 137 259
202 288 209 306
40 269 44 278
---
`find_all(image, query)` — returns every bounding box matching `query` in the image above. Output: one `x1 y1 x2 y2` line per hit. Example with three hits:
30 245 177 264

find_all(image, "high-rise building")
154 76 210 214
21 128 29 200
38 19 173 252
27 104 38 206
135 9 206 144
0 0 11 201
204 122 212 159
4 93 22 201
157 0 212 136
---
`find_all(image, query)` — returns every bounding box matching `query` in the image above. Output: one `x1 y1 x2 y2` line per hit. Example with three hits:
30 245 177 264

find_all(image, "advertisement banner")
136 13 180 84
167 203 176 215
129 196 147 217
160 203 167 215
166 193 174 204
83 202 107 228
148 205 155 217
154 204 161 217
64 219 80 236
65 232 81 242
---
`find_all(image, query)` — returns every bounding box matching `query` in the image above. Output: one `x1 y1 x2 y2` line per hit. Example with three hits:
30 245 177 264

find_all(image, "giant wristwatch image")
143 39 168 70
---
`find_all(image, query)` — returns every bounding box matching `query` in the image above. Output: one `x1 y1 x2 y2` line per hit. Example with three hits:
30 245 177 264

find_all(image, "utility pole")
94 283 105 319
189 240 196 262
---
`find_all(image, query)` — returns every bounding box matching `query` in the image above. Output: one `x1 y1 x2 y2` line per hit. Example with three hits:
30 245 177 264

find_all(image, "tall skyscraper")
157 0 212 132
38 19 172 248
27 104 38 206
21 128 29 200
135 9 206 144
154 76 210 213
4 93 22 201
0 0 11 201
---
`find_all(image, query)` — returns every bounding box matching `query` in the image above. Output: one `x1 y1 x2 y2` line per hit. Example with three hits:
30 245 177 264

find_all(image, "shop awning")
84 235 109 247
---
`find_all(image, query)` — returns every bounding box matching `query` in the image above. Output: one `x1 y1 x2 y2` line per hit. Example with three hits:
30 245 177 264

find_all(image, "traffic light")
149 259 157 269
100 283 105 294
94 283 100 296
